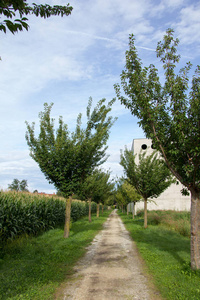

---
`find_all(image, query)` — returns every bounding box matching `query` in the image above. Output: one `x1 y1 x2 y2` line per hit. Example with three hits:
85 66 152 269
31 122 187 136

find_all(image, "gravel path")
59 210 162 300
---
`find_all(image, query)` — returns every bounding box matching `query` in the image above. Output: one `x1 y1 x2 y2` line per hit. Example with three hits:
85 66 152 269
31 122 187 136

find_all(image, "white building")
131 138 191 212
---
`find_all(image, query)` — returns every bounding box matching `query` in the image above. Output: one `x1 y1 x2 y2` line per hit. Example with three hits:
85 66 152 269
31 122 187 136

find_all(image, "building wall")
131 138 191 212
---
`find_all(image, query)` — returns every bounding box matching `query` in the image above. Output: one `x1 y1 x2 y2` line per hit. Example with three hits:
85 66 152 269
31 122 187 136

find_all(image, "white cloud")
0 0 199 193
175 3 200 46
150 0 188 16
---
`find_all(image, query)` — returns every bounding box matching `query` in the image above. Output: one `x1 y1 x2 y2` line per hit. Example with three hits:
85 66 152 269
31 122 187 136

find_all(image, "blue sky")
0 0 199 193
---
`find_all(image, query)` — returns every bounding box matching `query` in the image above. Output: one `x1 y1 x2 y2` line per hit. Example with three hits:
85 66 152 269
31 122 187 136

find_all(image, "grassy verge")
118 211 200 300
0 210 111 300
137 209 191 238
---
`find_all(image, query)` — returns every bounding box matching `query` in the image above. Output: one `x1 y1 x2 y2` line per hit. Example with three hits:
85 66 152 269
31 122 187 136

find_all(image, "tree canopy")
118 179 141 217
115 28 200 269
8 178 29 192
120 148 174 227
0 0 73 34
81 168 114 220
115 28 200 197
25 98 116 197
81 169 114 202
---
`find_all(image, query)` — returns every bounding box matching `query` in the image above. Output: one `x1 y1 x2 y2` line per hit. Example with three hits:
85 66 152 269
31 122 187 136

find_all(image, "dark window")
141 144 147 150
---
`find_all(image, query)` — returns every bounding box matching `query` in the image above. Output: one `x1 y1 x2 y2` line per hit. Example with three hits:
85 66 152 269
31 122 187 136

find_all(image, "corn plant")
0 191 97 242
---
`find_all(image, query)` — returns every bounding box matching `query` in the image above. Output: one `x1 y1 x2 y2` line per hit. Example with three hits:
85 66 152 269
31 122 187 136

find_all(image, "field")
119 210 200 300
0 191 98 243
0 204 110 300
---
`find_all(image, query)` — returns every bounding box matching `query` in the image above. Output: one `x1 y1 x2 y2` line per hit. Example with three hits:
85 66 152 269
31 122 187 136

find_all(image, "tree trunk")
127 204 129 215
122 204 124 213
190 190 200 270
102 204 104 214
133 202 135 219
64 196 72 238
88 198 92 223
144 198 148 228
97 203 100 217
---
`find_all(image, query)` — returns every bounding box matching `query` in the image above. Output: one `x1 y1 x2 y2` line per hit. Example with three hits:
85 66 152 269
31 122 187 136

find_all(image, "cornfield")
0 191 97 242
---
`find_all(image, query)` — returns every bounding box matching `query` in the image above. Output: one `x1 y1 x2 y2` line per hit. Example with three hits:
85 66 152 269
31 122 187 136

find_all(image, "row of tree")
1 2 199 269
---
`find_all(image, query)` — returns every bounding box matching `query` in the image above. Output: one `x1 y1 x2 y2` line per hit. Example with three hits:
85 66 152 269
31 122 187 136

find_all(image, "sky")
0 0 200 193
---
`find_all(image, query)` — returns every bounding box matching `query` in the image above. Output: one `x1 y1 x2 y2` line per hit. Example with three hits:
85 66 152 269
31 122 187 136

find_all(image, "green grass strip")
0 210 111 300
118 212 200 300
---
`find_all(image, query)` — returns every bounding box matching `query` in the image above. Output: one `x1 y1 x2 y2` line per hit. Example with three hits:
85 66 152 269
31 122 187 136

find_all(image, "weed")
134 209 191 238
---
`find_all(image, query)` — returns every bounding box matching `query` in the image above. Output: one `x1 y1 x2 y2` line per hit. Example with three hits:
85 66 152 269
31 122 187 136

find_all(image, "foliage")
115 28 200 195
0 0 73 34
119 211 200 300
0 191 65 242
117 178 141 205
115 28 200 269
116 179 141 217
79 168 113 221
25 98 116 197
70 200 97 222
25 98 115 238
81 168 115 204
137 210 190 237
0 210 111 300
120 148 174 227
0 191 97 242
115 188 124 208
8 178 29 192
120 149 174 199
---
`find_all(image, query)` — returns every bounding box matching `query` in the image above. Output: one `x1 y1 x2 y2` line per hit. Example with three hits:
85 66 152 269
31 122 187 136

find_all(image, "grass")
137 209 191 238
0 210 111 300
118 211 200 300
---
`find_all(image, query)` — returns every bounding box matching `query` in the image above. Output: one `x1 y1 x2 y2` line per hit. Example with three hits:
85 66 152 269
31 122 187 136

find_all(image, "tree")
81 168 114 221
0 0 73 34
93 170 114 217
120 148 174 228
25 98 116 237
120 180 141 218
8 178 29 192
115 179 126 213
115 179 129 214
115 28 200 269
115 189 125 212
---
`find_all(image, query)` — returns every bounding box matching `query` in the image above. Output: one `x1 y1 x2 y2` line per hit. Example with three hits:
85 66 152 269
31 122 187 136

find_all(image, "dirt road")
60 210 161 300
